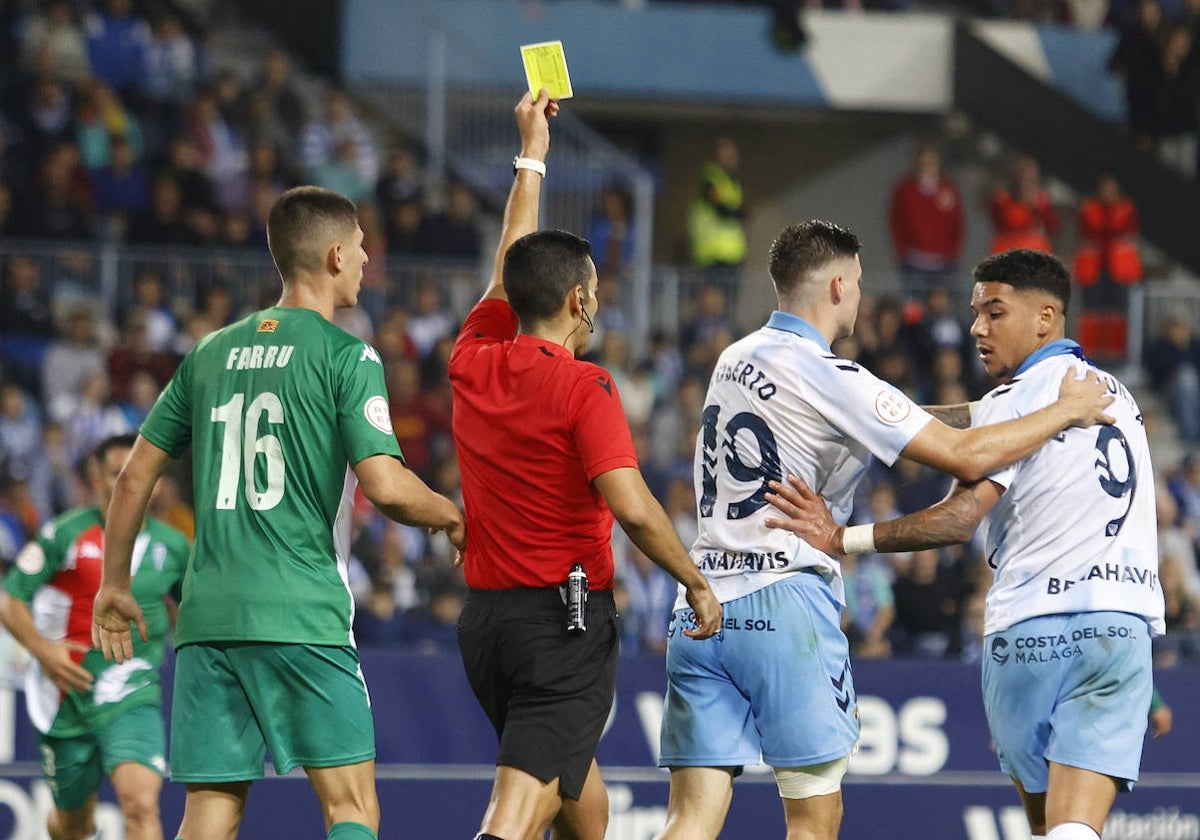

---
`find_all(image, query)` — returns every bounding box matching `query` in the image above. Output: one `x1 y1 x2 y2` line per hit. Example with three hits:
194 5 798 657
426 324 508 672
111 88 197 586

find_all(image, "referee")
450 90 722 840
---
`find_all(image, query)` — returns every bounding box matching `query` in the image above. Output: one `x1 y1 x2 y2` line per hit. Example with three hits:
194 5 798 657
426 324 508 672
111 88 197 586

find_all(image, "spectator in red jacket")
989 155 1059 255
1073 171 1143 361
888 142 964 301
1075 171 1142 297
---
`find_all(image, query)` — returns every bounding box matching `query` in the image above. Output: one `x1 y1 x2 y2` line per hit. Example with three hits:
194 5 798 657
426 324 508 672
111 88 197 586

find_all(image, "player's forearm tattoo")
924 403 972 429
874 488 983 552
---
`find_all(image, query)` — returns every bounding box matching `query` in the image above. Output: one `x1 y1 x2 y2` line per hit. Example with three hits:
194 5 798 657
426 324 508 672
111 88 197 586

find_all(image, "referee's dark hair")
974 249 1071 317
503 229 594 323
769 220 861 298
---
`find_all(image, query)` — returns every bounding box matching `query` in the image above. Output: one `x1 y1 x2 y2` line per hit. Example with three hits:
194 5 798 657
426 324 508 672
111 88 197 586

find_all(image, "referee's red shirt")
449 299 638 590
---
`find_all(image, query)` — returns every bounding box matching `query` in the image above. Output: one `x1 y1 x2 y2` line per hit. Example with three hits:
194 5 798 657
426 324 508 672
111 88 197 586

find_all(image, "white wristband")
841 524 876 555
513 156 546 177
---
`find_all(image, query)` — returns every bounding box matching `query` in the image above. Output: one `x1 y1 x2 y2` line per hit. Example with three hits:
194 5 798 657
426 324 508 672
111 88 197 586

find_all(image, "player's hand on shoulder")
92 584 148 664
764 475 843 557
1057 369 1115 428
683 583 722 640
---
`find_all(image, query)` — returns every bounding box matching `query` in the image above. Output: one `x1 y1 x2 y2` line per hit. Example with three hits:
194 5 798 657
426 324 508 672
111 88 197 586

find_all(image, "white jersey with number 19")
679 311 933 610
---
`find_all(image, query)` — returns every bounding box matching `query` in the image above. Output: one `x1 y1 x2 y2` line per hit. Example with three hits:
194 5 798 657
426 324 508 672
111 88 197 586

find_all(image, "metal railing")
0 239 491 329
4 239 1198 365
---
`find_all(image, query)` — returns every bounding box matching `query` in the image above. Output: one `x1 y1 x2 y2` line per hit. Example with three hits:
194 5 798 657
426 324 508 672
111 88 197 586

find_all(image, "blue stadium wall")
340 0 1123 120
2 652 1197 838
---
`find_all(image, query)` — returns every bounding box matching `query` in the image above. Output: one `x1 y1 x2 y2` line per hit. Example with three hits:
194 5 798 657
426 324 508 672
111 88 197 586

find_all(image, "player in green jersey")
1 433 189 840
92 186 466 840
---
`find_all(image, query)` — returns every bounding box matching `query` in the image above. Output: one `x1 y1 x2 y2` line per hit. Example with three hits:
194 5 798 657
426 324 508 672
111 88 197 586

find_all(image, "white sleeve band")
841 524 876 555
967 400 981 423
513 156 547 177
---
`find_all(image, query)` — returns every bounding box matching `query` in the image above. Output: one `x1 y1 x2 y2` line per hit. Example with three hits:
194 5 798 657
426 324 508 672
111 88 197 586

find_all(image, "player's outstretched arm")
480 89 559 303
354 454 466 551
764 473 1002 556
0 591 93 693
95 435 173 662
592 467 722 639
902 369 1114 483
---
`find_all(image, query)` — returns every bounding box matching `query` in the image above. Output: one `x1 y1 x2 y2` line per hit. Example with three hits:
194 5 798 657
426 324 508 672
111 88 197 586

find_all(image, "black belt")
466 587 614 607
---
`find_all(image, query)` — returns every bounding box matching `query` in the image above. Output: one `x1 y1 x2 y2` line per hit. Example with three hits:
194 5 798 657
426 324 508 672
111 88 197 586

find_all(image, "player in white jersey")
655 226 1116 840
764 249 1163 840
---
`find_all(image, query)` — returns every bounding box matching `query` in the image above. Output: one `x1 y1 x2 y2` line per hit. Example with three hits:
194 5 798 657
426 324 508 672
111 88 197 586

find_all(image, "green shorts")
39 703 166 811
170 642 375 782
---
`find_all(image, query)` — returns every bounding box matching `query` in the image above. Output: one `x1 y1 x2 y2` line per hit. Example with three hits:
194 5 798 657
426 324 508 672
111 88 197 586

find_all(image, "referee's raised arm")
480 88 559 303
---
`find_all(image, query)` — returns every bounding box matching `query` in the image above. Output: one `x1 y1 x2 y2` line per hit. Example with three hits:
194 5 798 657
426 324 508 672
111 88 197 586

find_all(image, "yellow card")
520 40 574 100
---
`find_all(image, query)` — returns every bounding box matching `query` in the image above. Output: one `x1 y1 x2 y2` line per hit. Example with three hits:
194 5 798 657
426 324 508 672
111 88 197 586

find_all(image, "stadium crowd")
1108 0 1200 179
0 0 1198 671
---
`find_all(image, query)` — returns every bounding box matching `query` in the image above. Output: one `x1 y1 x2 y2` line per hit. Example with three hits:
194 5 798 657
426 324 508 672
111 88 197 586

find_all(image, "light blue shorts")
659 572 858 770
982 611 1152 793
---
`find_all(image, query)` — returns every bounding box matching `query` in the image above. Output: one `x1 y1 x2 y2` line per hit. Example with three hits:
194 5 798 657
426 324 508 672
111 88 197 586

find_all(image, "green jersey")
140 307 403 647
3 507 189 737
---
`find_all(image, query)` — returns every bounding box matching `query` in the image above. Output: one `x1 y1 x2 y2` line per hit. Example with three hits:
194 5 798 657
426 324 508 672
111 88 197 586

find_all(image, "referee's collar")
765 311 830 352
515 333 574 359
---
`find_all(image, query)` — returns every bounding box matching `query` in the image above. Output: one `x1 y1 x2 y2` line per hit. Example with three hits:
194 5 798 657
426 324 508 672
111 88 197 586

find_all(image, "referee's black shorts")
457 586 619 800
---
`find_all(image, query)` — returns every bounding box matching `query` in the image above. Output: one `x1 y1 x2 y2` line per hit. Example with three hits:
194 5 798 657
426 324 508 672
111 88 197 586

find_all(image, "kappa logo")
595 376 612 395
990 636 1010 665
360 345 382 365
